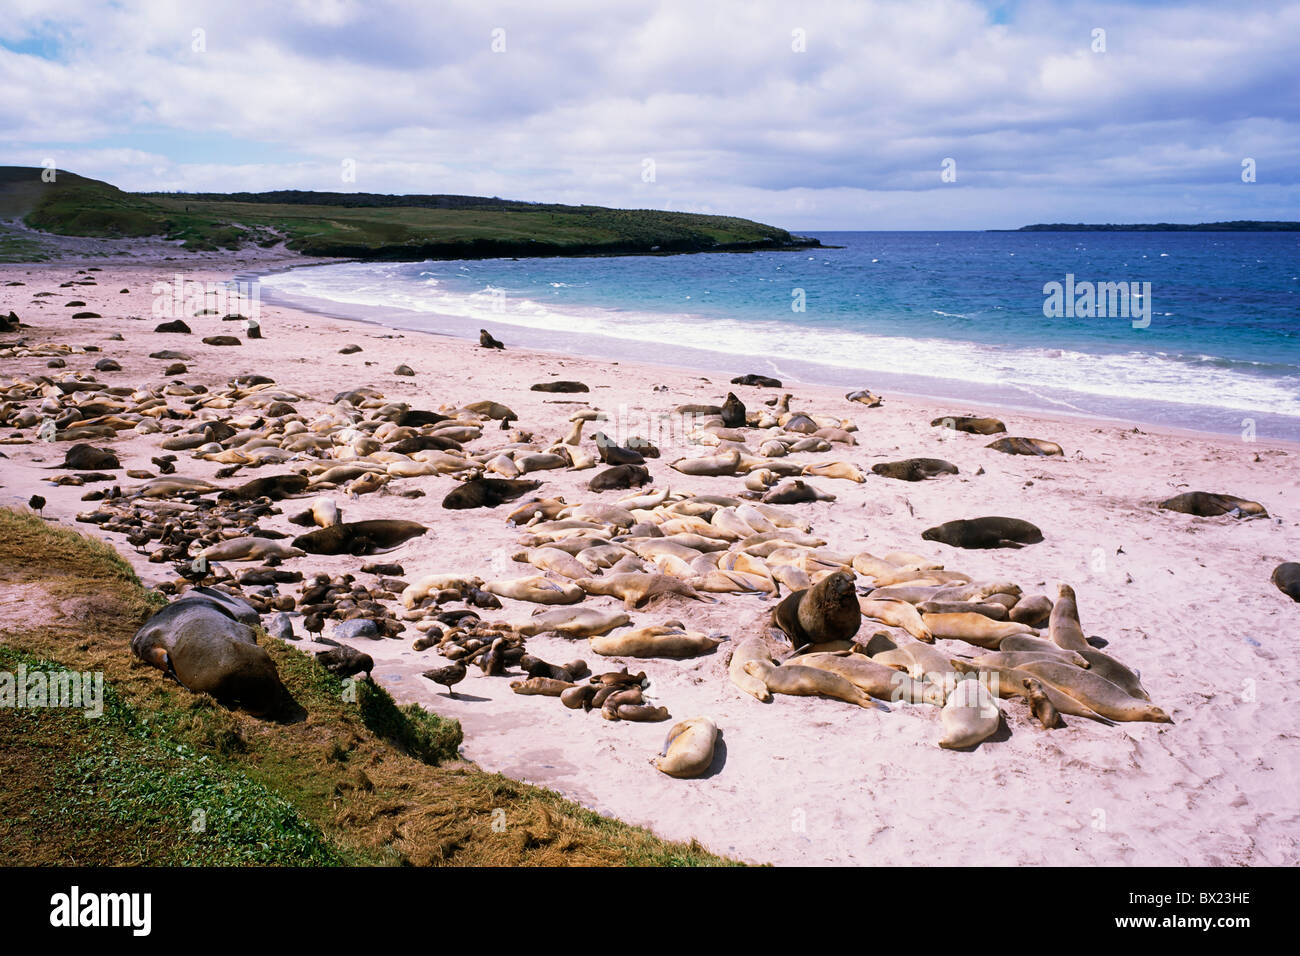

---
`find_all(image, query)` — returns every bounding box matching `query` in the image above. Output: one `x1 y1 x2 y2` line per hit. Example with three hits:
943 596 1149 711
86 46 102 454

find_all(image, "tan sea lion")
950 660 1110 721
653 717 719 778
1023 677 1063 729
938 676 1002 749
483 576 585 605
727 637 775 701
931 415 1006 435
920 612 1036 648
986 436 1064 457
743 660 882 709
1077 647 1150 701
1013 659 1171 723
796 652 937 704
516 606 630 638
576 573 709 609
1008 593 1052 628
1048 584 1090 653
510 677 574 696
590 625 723 658
859 598 933 642
1158 491 1267 518
199 537 306 562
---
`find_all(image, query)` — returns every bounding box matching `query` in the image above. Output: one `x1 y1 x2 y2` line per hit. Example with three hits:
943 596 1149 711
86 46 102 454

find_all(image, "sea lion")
1012 659 1171 723
531 380 589 392
442 477 541 510
802 461 866 482
845 389 882 406
293 519 427 556
1158 491 1267 518
938 676 1002 749
1048 584 1090 653
61 444 120 470
131 592 286 716
920 612 1036 648
515 606 630 638
1008 593 1053 628
996 634 1090 665
590 625 723 658
1273 562 1300 602
949 660 1109 720
772 570 860 645
761 480 836 504
921 516 1043 549
796 652 937 704
671 451 741 477
971 649 1089 671
917 600 1007 620
1076 647 1150 701
222 473 309 501
589 464 651 492
720 392 746 428
732 374 782 388
1022 677 1063 729
200 537 306 562
931 415 1006 435
576 573 708 609
510 677 574 696
871 458 958 481
742 660 882 710
483 576 585 605
986 437 1064 457
654 718 719 778
479 329 505 349
858 598 933 642
727 637 775 701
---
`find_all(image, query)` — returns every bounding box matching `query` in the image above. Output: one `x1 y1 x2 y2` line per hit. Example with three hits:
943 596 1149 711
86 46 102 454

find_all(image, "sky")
1 0 1298 230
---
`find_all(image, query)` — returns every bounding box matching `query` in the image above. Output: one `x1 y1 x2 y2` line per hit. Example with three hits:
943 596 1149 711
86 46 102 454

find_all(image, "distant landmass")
1005 221 1300 232
0 166 818 259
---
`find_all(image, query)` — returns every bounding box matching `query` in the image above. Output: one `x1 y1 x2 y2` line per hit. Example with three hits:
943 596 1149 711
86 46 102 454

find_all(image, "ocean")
257 230 1300 441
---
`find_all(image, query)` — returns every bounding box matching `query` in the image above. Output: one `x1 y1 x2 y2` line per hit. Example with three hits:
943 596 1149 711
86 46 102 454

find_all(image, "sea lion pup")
576 572 709 609
1273 562 1300 602
516 606 630 638
131 592 287 717
871 458 959 482
1012 659 1171 723
930 415 1006 435
772 571 860 645
858 598 933 642
479 328 505 349
442 476 541 510
315 645 374 681
483 575 585 605
921 516 1043 550
742 660 883 710
728 637 776 701
986 437 1064 457
919 612 1036 648
1048 584 1091 653
796 652 937 704
761 479 836 505
671 450 741 477
938 677 1002 749
293 519 427 556
845 388 883 406
200 536 306 562
1008 593 1052 628
1023 677 1063 729
654 717 720 778
589 464 651 492
1158 491 1268 518
802 461 866 482
591 624 723 658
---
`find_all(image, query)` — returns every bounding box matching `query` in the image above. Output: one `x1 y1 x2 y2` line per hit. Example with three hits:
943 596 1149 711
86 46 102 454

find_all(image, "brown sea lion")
588 464 651 492
1048 583 1090 653
733 374 782 388
293 519 427 555
61 444 120 470
761 479 836 504
921 516 1043 549
1012 660 1171 723
1022 677 1063 729
221 473 309 501
1008 593 1053 628
479 329 505 349
1158 491 1267 518
442 477 541 510
871 458 959 481
531 380 589 392
720 392 746 428
986 437 1064 456
772 570 860 645
931 415 1006 435
131 591 286 716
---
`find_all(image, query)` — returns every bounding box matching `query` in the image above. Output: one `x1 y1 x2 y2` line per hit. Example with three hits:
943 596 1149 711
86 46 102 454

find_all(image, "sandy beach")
2 254 1298 867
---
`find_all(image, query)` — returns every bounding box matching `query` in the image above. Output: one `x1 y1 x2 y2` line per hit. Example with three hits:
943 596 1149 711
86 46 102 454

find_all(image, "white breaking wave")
261 264 1300 420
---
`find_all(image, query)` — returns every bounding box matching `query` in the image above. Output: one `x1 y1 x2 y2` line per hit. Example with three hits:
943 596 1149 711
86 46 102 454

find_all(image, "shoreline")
2 254 1297 866
253 262 1300 452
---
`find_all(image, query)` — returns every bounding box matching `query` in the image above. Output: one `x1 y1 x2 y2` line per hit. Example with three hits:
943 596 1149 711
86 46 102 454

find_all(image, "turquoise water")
259 231 1300 440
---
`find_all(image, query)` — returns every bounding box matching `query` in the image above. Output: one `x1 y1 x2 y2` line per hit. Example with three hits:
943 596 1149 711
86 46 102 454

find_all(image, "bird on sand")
422 661 467 697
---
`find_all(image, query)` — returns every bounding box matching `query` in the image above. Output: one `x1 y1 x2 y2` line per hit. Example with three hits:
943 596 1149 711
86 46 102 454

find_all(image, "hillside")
0 167 816 259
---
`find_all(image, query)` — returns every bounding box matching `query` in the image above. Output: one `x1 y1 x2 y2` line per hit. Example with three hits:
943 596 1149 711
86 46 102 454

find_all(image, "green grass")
1 165 811 258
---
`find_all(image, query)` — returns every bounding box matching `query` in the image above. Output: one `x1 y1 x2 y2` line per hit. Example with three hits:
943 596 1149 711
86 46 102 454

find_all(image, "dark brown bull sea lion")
293 519 428 555
871 458 959 481
441 476 541 510
931 415 1006 435
589 464 651 492
772 570 861 646
732 374 782 388
986 437 1063 456
479 329 505 349
1159 491 1268 518
921 516 1043 549
131 589 286 716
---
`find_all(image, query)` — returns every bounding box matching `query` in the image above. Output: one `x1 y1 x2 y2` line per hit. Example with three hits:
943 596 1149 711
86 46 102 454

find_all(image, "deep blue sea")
259 231 1300 440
